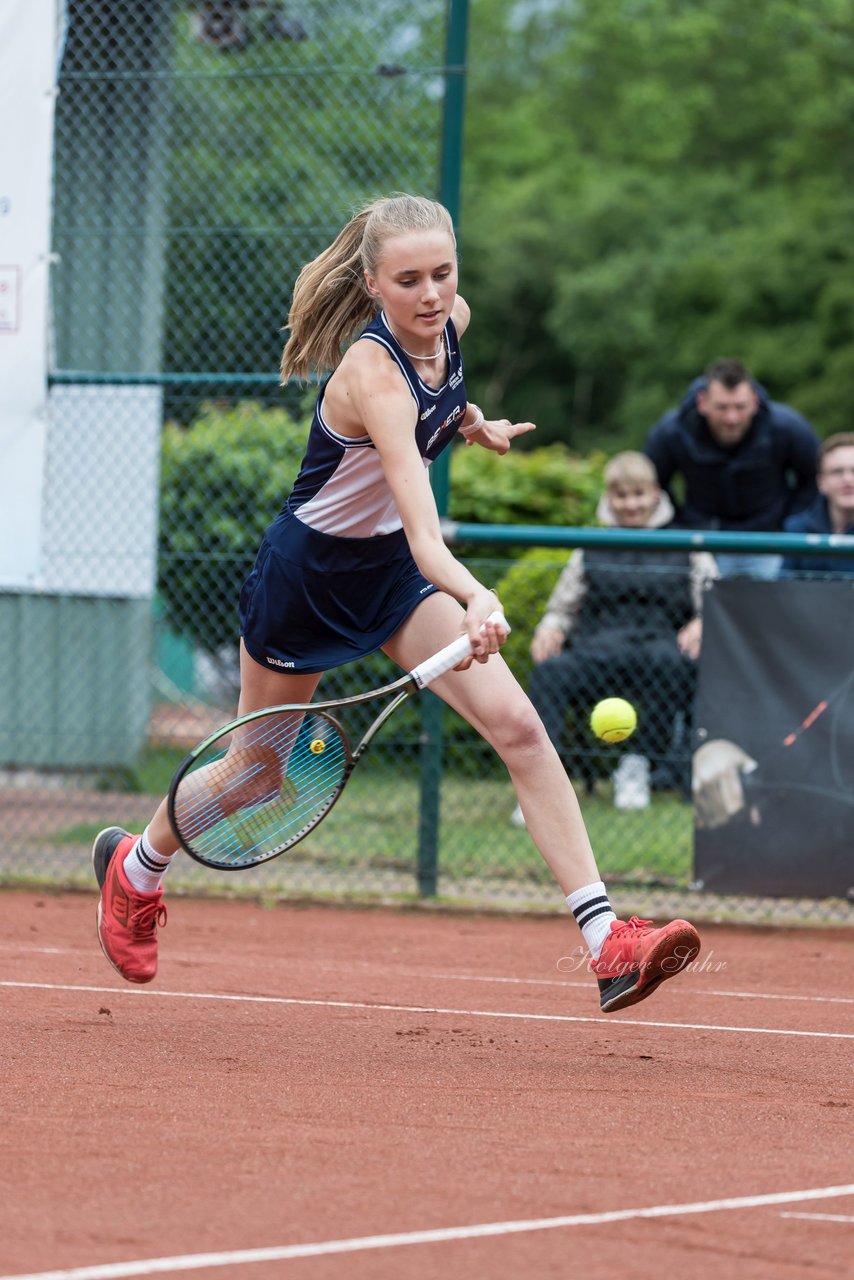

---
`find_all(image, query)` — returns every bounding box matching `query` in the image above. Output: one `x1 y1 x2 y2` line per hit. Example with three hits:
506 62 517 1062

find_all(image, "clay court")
1 890 852 1279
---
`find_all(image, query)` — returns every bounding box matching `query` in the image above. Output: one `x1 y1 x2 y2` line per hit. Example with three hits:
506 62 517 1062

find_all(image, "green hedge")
158 401 606 655
158 401 310 653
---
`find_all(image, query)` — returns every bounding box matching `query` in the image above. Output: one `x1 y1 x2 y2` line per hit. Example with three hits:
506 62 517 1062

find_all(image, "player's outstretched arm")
460 403 535 455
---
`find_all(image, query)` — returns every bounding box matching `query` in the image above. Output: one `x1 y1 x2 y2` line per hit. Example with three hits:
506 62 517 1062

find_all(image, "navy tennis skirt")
239 510 438 673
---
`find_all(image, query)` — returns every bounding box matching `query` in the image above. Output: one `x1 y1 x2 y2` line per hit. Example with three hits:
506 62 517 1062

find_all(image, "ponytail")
280 193 455 382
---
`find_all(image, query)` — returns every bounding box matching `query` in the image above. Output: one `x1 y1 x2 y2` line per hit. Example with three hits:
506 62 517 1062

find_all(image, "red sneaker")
593 916 700 1012
92 827 166 984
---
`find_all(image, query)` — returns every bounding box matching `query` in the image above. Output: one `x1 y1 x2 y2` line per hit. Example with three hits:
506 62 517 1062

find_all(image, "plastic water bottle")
613 753 651 809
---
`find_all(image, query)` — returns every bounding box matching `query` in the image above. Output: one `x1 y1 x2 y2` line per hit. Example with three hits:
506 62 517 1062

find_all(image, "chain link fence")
4 506 852 926
1 1 850 926
52 0 450 380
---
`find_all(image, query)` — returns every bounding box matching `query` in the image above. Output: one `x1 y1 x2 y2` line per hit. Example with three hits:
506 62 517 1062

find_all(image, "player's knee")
491 700 549 762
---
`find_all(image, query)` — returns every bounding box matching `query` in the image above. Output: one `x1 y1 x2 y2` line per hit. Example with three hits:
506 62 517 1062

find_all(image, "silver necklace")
396 333 447 362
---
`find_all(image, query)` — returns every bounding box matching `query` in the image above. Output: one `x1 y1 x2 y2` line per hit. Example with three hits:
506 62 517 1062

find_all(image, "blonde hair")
280 193 456 382
820 432 854 469
603 450 659 489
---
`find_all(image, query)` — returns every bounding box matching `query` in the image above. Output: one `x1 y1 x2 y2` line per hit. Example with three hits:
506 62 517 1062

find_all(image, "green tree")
163 2 447 378
460 0 854 447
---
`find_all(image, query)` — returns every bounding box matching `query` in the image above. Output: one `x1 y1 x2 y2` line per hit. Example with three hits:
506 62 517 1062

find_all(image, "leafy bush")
449 441 605 527
157 401 607 660
158 400 310 652
494 547 571 687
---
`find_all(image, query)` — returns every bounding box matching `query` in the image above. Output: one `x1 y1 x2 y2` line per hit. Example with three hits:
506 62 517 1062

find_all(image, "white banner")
0 0 57 586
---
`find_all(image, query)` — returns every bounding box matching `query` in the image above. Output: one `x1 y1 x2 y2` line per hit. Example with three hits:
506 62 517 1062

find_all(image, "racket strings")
177 717 301 834
172 711 351 866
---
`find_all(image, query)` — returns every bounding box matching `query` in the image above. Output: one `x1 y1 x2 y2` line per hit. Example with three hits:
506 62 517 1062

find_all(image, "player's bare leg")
384 593 700 1011
94 643 322 982
383 592 600 895
145 644 322 854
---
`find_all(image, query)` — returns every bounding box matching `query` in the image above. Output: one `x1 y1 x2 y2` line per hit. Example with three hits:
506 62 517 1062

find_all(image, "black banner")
693 578 854 898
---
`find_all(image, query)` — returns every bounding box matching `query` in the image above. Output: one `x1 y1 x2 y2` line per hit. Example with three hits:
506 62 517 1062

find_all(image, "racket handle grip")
411 611 510 689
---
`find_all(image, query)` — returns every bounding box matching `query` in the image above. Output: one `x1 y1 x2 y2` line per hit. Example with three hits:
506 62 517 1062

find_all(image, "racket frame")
167 614 507 869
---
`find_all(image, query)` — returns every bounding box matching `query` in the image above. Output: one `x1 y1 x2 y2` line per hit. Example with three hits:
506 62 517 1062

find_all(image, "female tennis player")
93 193 699 1011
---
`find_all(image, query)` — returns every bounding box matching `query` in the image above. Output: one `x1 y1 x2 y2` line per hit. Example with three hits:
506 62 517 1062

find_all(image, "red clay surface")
0 890 852 1279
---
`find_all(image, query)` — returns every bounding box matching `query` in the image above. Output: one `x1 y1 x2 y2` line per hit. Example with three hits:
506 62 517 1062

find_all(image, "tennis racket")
167 612 509 870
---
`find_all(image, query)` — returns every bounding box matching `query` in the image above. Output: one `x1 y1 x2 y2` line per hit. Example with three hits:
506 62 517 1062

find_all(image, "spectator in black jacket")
644 357 820 577
781 433 854 576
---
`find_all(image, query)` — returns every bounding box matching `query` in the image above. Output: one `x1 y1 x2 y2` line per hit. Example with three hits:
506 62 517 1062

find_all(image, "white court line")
0 945 72 956
1 980 852 1040
419 970 854 1006
780 1212 854 1223
1 1184 852 1280
3 944 852 1007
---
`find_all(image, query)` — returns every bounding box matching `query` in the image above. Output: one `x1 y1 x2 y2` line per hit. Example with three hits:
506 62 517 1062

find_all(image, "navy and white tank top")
285 311 467 539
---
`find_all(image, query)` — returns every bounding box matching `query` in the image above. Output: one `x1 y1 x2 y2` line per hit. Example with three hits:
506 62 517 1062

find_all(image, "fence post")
416 692 443 897
416 0 470 897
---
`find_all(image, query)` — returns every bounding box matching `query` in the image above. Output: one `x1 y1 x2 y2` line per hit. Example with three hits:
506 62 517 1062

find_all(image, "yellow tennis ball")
590 698 637 743
309 739 326 754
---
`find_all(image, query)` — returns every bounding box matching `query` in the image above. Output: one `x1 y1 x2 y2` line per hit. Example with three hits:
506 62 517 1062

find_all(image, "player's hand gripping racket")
167 612 509 869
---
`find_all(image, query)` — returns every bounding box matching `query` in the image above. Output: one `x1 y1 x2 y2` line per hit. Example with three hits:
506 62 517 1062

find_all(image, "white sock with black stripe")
122 827 175 894
566 881 617 960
